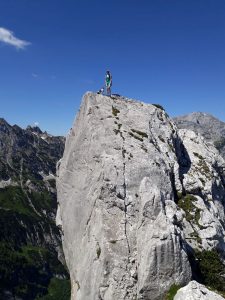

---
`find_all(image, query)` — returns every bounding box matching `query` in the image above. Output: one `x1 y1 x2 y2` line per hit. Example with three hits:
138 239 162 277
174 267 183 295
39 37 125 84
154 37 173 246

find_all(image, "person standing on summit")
105 70 112 96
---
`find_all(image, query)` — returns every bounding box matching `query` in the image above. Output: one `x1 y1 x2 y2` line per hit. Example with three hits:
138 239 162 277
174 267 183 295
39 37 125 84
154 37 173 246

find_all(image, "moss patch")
197 159 211 179
190 231 202 245
165 284 181 300
112 106 120 117
192 152 211 179
193 152 204 160
131 129 148 139
177 194 202 226
129 132 143 142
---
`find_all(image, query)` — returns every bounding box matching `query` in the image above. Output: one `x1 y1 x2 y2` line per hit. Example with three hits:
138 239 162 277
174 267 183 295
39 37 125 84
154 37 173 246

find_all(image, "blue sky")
0 0 225 135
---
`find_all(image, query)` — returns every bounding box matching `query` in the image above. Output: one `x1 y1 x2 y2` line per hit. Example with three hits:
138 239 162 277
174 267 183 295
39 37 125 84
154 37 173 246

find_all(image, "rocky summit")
0 119 70 300
57 93 225 300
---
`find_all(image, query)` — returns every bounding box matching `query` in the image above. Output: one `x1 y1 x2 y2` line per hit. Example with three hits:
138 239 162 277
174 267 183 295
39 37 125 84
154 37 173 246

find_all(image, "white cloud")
0 27 31 49
34 122 39 127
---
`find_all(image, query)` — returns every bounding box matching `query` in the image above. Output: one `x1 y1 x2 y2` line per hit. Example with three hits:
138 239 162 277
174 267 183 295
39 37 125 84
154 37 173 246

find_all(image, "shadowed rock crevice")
173 135 192 193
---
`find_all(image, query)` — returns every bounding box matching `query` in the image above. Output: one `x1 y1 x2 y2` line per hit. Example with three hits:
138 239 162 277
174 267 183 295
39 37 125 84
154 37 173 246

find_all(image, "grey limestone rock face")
174 112 225 159
176 129 225 251
174 281 225 300
57 93 192 299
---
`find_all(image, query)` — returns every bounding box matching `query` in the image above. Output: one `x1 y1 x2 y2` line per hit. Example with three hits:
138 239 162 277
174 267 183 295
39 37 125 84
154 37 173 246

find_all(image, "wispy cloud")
32 73 38 78
0 27 31 49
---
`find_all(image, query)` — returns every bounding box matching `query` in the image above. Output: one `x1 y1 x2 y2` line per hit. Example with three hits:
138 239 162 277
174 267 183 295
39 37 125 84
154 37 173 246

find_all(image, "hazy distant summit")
174 112 225 159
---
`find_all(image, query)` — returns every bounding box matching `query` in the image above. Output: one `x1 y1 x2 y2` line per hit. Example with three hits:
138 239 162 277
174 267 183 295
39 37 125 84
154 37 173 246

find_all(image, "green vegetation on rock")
197 159 211 179
177 194 202 226
165 284 181 300
129 132 144 142
165 251 225 300
131 129 148 139
193 152 204 160
112 106 120 117
195 250 225 295
177 193 204 244
36 278 71 300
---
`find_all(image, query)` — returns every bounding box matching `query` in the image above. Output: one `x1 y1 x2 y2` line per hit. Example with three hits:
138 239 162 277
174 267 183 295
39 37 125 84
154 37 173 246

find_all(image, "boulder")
174 281 225 300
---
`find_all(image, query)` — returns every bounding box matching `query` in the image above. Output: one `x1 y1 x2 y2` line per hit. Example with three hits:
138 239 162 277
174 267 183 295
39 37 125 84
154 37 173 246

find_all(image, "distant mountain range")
173 112 225 159
0 118 70 300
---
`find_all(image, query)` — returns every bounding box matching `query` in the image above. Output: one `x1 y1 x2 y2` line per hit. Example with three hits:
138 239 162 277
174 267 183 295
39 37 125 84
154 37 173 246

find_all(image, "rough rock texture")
57 93 191 300
174 281 225 300
173 113 225 252
175 129 225 252
174 112 225 159
57 93 225 299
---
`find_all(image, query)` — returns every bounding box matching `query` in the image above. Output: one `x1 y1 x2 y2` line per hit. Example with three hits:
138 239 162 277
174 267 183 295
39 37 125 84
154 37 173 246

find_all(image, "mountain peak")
0 118 10 126
26 125 43 134
174 112 225 158
0 117 7 123
174 112 225 125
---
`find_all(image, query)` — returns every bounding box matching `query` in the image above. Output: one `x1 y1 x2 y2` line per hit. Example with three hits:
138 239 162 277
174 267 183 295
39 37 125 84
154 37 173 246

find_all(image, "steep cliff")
57 93 225 300
0 119 70 300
